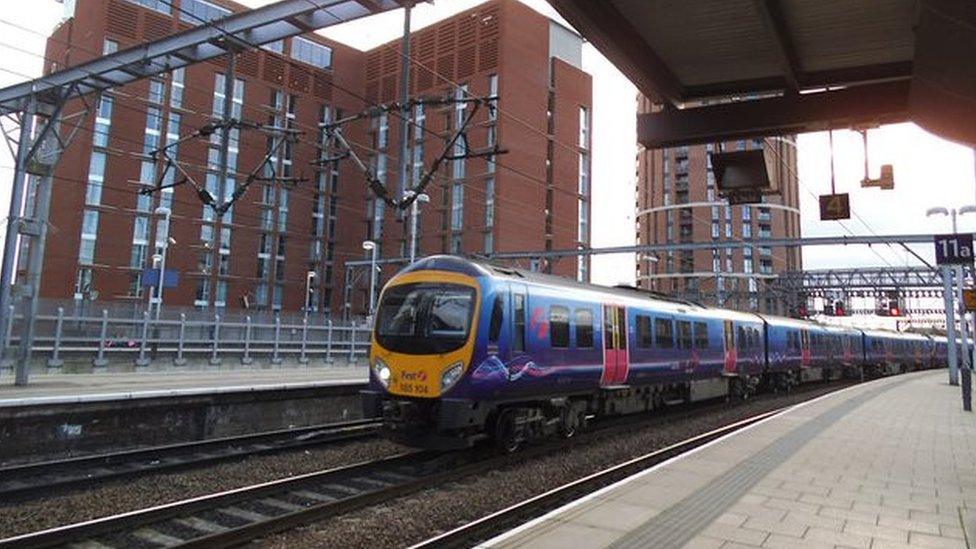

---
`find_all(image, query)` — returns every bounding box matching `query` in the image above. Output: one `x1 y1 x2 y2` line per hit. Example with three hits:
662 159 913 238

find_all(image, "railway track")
0 381 852 548
0 419 381 502
409 408 786 548
0 449 477 549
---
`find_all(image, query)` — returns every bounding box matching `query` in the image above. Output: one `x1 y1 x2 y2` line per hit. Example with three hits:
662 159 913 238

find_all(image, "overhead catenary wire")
0 17 589 239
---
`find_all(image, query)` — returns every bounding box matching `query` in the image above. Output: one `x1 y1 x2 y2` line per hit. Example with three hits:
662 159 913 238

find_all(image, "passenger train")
362 256 948 451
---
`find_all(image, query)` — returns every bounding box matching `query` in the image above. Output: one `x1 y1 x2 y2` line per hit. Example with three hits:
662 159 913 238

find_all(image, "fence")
0 305 372 370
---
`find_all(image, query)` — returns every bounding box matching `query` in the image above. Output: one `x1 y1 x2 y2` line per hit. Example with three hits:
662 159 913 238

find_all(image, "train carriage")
363 256 948 451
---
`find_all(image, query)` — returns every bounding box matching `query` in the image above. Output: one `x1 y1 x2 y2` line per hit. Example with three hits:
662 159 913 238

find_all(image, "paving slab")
483 370 975 549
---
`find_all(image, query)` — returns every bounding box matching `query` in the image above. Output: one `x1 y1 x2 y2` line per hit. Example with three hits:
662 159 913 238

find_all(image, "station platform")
0 367 367 407
485 370 974 549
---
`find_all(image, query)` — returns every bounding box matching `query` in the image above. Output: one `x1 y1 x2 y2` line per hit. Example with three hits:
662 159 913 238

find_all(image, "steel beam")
773 266 951 291
0 0 404 114
547 0 684 105
638 81 911 149
753 0 801 91
485 232 944 260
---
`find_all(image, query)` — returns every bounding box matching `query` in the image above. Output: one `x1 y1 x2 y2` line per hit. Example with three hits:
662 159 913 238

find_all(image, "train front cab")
361 259 493 450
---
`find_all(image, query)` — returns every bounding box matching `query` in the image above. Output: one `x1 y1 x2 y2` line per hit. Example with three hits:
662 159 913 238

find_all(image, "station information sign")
819 193 850 221
963 289 976 312
934 233 974 265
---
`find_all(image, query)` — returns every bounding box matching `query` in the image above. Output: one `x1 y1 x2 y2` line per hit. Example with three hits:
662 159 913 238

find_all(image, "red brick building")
32 0 592 316
635 96 801 314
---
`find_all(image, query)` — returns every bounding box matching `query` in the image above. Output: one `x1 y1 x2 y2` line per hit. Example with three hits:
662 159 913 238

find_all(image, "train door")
601 304 629 386
800 329 811 367
723 320 736 374
508 284 527 360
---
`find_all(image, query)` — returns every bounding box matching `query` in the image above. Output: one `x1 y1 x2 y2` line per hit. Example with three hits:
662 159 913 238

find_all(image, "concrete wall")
0 382 367 464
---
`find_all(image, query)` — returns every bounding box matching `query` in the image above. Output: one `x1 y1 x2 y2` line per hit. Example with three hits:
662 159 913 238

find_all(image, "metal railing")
0 305 371 369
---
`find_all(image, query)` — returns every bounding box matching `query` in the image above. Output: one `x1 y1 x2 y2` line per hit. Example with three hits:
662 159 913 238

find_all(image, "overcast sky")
0 0 974 288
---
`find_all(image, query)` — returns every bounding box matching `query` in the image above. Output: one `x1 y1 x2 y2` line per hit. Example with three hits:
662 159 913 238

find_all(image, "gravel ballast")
0 382 851 544
0 438 404 539
257 382 855 548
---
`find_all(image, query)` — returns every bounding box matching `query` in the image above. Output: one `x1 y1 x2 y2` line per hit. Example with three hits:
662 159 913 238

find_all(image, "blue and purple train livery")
362 256 947 450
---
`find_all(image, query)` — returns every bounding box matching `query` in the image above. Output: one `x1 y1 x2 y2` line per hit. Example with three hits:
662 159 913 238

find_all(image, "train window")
550 306 570 348
576 309 594 348
753 328 760 348
737 326 747 349
655 318 673 348
513 294 525 352
616 308 628 350
636 315 653 348
694 322 708 349
488 295 504 343
677 320 693 349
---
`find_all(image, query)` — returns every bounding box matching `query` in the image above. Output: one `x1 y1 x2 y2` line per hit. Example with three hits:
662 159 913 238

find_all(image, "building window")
579 106 589 149
291 36 333 69
451 182 463 231
261 40 284 54
148 80 165 105
85 151 106 206
577 248 587 282
170 67 185 109
103 39 118 55
123 0 170 15
74 268 94 300
578 199 588 243
79 210 99 265
411 103 425 184
180 0 230 24
451 84 468 186
93 95 113 148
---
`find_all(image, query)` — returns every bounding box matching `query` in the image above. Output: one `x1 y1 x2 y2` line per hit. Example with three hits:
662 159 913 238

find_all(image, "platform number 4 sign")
819 194 850 221
934 233 975 265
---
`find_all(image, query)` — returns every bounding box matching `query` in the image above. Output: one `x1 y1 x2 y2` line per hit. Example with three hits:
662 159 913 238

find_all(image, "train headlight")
373 358 392 388
440 361 464 393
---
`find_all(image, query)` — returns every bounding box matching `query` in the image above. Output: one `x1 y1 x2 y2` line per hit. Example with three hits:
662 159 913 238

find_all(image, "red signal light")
889 307 900 317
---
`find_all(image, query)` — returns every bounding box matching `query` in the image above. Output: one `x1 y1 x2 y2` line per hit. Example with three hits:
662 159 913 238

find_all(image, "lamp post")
408 191 429 263
362 240 378 318
927 205 976 390
152 206 172 320
304 270 316 320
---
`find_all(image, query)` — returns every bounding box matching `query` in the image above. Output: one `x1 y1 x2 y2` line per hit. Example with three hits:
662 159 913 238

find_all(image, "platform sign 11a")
934 233 975 265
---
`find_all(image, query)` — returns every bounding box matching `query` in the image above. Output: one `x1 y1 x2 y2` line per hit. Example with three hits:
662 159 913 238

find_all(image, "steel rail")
0 380 863 549
0 418 381 502
0 451 438 549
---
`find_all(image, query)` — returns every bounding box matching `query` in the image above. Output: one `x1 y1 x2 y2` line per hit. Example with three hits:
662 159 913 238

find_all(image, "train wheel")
559 409 583 439
731 378 750 402
494 409 526 453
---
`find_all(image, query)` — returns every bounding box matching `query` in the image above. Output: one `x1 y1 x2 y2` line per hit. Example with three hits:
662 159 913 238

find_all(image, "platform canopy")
548 0 976 147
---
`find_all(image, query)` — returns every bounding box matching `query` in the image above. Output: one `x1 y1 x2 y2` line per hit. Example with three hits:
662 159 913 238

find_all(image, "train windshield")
375 282 476 354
